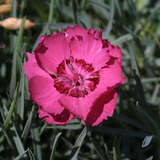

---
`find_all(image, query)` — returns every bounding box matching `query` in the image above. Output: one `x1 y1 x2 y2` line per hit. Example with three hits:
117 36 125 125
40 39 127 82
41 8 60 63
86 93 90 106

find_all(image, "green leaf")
113 146 117 160
70 127 87 160
142 136 153 148
3 84 19 129
115 0 122 16
21 105 35 140
10 18 25 97
72 0 79 24
0 123 14 149
28 148 36 160
50 132 62 160
19 0 27 17
151 84 160 103
104 0 115 35
89 0 110 10
146 156 153 160
15 149 29 160
128 43 140 76
40 123 48 136
32 128 42 160
11 125 26 157
11 0 17 17
47 121 82 130
92 138 107 160
17 66 25 120
47 0 54 34
112 34 133 45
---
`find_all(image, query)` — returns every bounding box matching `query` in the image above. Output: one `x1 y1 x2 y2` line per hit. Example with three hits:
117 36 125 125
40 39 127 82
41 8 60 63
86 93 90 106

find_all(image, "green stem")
47 0 54 34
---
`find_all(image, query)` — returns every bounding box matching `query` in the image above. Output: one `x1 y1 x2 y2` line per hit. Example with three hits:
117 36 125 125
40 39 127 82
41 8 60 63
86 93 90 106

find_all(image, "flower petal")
100 58 125 88
24 52 49 80
58 75 108 120
86 89 117 126
34 33 70 74
59 82 107 121
91 49 110 70
38 107 74 125
59 86 117 126
63 25 88 41
29 76 63 115
103 40 122 62
69 33 109 70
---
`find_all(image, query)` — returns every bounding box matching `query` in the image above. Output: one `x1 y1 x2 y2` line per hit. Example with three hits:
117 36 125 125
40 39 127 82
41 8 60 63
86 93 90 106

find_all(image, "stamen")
54 56 99 97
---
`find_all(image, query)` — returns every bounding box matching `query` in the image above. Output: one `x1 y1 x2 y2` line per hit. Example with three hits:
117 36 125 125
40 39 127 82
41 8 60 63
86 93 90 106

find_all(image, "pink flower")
24 25 125 126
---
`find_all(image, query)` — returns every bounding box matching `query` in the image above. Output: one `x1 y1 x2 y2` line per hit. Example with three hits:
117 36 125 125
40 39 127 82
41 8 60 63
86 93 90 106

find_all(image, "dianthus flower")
24 25 125 126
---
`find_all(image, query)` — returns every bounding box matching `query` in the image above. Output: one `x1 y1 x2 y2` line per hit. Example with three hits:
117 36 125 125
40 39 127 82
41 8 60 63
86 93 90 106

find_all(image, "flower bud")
0 4 11 15
5 0 12 4
0 17 35 30
0 0 12 4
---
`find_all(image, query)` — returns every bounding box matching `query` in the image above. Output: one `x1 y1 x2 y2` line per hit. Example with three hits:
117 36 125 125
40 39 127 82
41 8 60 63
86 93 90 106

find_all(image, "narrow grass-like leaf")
142 77 160 83
0 106 5 122
3 99 25 155
47 0 54 34
48 0 54 24
24 75 30 99
10 18 25 96
128 43 140 76
72 0 79 24
40 123 48 136
47 123 82 130
11 0 17 17
151 84 160 103
32 128 42 160
0 123 14 149
11 124 26 157
89 0 110 10
146 156 153 160
92 138 107 160
62 137 73 149
128 44 160 134
113 146 117 160
0 135 4 145
142 136 153 148
138 107 160 135
104 144 113 160
73 127 87 148
20 0 27 17
89 0 109 20
112 34 133 45
17 66 25 120
28 148 36 160
3 84 19 129
50 132 62 160
128 43 148 109
115 0 122 16
15 149 29 160
21 105 35 140
70 127 87 160
105 0 115 35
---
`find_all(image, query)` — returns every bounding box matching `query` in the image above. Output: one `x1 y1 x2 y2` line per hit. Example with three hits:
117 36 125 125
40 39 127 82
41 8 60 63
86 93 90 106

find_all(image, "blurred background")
0 0 160 159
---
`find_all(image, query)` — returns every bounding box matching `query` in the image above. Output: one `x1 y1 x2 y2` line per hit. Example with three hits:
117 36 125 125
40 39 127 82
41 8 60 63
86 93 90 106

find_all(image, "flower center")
53 56 99 98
